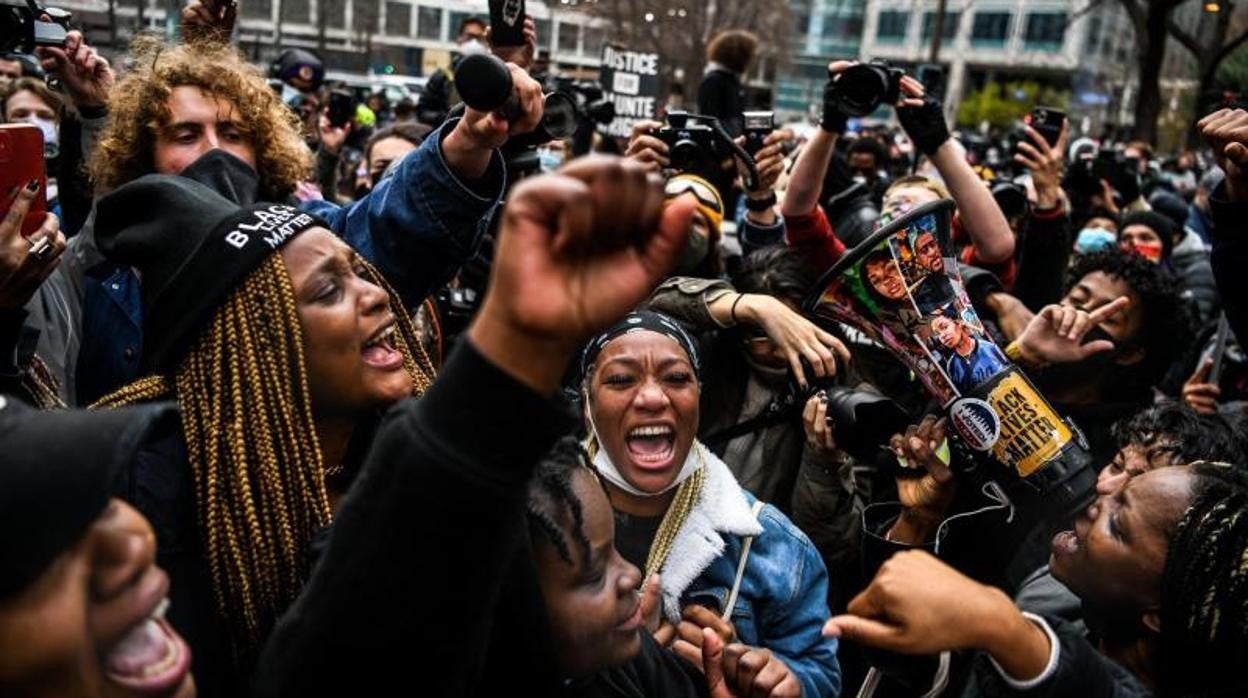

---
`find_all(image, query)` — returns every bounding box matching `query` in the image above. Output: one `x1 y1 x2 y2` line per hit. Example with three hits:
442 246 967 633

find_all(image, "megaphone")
803 199 1096 517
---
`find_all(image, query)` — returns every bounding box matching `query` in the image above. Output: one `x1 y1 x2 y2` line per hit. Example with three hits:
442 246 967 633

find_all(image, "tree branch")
1115 0 1147 35
1167 16 1204 58
1216 25 1248 63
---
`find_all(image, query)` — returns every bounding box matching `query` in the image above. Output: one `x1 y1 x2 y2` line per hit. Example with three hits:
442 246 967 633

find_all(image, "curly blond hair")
91 36 312 200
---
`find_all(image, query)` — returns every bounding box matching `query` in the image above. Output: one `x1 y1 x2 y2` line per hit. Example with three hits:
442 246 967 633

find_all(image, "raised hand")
1 183 66 310
1182 357 1222 415
624 120 670 173
1015 121 1069 210
468 156 694 393
1015 297 1129 367
35 30 114 109
180 0 238 44
1198 108 1248 202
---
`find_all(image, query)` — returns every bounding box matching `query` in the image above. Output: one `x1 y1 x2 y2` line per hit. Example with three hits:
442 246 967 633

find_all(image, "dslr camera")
653 111 760 188
551 77 616 126
1 0 70 54
829 60 904 118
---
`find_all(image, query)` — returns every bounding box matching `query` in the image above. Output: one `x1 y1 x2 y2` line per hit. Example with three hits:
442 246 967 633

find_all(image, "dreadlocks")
527 438 594 566
1159 461 1248 697
94 254 434 661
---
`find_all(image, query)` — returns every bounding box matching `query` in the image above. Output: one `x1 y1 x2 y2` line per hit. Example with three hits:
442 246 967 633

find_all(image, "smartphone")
327 89 357 128
0 124 48 238
1027 107 1066 147
488 0 526 47
742 111 774 158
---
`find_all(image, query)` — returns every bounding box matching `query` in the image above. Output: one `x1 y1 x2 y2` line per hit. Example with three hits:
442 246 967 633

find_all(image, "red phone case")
0 124 48 238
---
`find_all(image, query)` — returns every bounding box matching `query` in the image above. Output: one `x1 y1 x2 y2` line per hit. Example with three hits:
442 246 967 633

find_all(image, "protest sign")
599 44 661 138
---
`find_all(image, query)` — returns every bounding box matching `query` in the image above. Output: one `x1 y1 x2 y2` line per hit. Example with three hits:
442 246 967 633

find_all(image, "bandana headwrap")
580 310 701 382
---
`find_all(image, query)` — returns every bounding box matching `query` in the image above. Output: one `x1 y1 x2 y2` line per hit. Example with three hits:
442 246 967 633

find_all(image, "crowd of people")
3 5 1248 697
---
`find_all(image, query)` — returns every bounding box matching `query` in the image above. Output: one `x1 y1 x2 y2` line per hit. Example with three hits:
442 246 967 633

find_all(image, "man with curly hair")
1007 248 1192 463
22 30 541 405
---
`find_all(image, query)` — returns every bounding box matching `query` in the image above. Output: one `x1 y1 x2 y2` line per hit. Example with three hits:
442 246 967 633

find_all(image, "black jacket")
1012 207 1072 313
697 68 746 137
252 343 573 695
1210 182 1248 345
966 616 1150 697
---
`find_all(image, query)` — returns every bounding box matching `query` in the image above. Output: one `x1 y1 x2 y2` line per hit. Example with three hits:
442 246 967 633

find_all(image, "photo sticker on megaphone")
804 199 1095 513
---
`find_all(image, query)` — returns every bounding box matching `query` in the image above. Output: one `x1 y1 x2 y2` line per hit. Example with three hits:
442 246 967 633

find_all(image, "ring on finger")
28 236 52 261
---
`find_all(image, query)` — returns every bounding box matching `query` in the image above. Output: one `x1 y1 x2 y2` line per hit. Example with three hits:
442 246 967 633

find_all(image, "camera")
652 111 760 189
830 60 904 118
823 386 910 462
1064 148 1141 203
742 111 774 158
1 0 70 54
551 77 616 126
654 111 725 176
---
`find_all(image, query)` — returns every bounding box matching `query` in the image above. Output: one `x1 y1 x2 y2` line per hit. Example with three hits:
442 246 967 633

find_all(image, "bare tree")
582 0 792 101
1113 0 1190 144
1167 1 1248 114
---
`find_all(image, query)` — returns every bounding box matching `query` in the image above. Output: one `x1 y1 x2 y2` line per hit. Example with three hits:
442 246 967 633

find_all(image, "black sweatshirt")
252 342 575 696
1210 182 1248 345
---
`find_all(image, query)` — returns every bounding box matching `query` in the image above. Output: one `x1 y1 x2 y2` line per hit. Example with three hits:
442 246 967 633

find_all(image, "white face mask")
460 38 487 56
19 116 58 158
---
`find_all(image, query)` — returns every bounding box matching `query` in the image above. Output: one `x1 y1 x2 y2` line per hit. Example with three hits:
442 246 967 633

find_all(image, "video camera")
1 0 70 54
653 111 760 189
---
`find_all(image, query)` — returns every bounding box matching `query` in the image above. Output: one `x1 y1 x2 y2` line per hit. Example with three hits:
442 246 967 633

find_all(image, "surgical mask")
460 39 487 56
19 116 58 159
537 146 563 173
1074 227 1116 253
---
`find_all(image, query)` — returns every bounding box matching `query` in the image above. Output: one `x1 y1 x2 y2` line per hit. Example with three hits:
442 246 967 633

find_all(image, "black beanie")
0 397 179 599
95 175 326 373
1120 210 1175 261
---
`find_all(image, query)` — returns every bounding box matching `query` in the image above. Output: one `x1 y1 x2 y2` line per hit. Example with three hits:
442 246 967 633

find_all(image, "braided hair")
94 255 435 662
526 438 594 566
1159 461 1248 697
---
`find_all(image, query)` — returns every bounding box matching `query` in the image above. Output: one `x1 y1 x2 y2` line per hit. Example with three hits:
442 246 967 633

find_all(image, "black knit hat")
94 175 326 373
1120 210 1176 261
0 396 179 599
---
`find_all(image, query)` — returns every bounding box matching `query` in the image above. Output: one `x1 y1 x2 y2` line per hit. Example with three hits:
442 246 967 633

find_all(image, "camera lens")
834 64 890 117
671 139 706 173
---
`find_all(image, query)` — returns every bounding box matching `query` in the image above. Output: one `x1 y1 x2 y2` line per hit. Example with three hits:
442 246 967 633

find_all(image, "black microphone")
454 53 515 114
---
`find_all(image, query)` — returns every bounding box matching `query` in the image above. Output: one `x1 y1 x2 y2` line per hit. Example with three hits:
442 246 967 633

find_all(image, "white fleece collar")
655 444 763 620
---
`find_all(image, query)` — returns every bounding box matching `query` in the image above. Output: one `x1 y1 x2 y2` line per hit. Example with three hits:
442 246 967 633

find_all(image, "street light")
1204 1 1222 12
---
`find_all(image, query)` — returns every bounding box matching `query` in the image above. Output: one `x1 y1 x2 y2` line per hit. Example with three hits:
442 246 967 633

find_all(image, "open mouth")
362 322 404 371
1051 529 1080 557
625 424 677 470
104 597 192 696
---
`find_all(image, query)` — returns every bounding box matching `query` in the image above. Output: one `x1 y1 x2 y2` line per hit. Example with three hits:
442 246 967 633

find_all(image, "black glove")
897 95 951 156
820 76 849 135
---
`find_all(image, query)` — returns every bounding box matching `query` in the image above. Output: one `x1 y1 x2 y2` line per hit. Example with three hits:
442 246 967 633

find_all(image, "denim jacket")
62 118 501 405
665 444 842 697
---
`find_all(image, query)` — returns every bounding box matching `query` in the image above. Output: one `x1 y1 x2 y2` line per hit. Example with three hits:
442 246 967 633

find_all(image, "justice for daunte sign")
599 45 661 138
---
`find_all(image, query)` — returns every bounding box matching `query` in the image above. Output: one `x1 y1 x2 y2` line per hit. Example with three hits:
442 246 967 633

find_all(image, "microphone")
454 53 516 115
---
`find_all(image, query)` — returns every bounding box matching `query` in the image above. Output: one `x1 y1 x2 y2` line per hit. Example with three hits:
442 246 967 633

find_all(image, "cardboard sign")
599 45 661 138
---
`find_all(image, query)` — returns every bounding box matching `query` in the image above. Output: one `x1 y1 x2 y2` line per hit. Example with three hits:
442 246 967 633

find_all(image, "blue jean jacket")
75 120 502 405
685 491 842 698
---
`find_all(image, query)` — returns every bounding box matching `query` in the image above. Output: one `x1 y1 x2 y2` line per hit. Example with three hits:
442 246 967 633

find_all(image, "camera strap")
702 396 800 451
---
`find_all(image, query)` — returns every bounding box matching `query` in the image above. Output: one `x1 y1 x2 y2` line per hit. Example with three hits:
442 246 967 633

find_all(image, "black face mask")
1035 325 1129 398
178 149 261 206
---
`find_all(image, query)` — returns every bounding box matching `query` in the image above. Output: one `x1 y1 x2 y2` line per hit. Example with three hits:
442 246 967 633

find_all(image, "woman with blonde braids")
579 310 841 697
90 174 435 696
